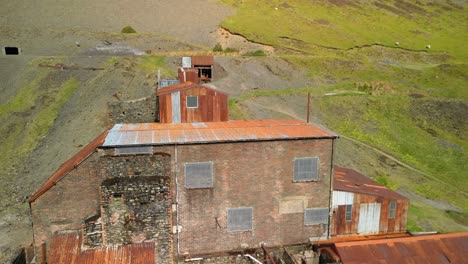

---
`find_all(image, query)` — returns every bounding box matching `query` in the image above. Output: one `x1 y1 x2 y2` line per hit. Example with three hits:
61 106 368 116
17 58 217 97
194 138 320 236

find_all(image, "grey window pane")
227 207 253 232
304 208 329 225
185 162 213 188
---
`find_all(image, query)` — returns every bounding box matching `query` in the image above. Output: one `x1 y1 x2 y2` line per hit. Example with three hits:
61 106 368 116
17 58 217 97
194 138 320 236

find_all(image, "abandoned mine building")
26 55 423 263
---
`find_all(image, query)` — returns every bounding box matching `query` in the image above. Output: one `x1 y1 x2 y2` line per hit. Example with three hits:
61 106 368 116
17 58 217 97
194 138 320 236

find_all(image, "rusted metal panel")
48 233 156 264
191 56 213 66
334 167 407 200
334 232 468 264
103 119 338 147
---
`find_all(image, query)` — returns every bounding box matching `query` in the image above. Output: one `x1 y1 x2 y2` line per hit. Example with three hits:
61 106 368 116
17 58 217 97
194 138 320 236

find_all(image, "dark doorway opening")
4 47 21 55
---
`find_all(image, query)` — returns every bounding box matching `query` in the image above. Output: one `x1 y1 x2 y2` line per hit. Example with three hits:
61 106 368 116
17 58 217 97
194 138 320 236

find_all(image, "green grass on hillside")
0 73 80 177
139 56 176 78
221 0 468 57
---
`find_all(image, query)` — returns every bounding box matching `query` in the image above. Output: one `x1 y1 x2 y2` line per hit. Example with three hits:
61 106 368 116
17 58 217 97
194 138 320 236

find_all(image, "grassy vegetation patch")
121 25 137 34
138 56 175 78
221 0 467 57
0 75 80 176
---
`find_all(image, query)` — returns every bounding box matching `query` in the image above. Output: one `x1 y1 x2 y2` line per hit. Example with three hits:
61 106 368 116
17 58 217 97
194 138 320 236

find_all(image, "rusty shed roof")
102 119 338 147
334 232 468 264
48 232 155 264
334 167 408 200
191 56 214 66
156 81 228 96
28 131 108 203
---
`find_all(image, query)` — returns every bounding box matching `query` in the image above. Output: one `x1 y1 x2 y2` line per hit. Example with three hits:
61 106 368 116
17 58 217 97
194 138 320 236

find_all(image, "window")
227 207 253 232
185 162 213 189
293 157 319 182
115 146 153 155
186 96 198 108
304 208 329 225
345 204 353 222
389 201 397 219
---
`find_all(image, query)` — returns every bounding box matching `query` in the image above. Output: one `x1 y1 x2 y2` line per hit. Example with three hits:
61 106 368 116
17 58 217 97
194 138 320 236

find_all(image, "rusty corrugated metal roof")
103 119 338 147
48 232 155 264
334 232 468 264
28 131 108 203
334 167 408 200
191 56 214 66
157 81 228 96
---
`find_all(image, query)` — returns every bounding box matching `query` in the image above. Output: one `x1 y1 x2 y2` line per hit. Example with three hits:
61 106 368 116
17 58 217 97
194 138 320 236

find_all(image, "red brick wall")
31 151 103 248
157 139 334 255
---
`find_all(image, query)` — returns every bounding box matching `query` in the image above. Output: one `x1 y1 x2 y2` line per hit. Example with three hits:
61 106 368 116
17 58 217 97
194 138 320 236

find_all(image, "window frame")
304 208 329 226
345 204 353 222
186 95 199 109
184 162 213 189
227 207 253 232
389 201 397 219
293 157 319 182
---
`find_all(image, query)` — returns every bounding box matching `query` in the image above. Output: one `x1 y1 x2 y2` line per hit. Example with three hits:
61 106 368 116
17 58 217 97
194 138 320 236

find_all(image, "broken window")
186 96 198 108
293 157 319 182
115 146 153 155
227 207 253 232
389 201 397 219
185 162 213 189
345 204 353 222
304 208 329 225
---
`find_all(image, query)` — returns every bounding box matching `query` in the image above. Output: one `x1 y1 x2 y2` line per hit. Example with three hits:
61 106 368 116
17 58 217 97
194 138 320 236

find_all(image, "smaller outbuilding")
331 167 408 237
157 81 228 123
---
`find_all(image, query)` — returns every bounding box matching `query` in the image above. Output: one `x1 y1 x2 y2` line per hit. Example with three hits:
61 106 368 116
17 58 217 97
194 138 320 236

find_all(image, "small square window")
227 207 253 232
345 204 353 222
389 201 397 219
186 96 198 108
304 208 329 225
185 162 213 189
293 157 319 182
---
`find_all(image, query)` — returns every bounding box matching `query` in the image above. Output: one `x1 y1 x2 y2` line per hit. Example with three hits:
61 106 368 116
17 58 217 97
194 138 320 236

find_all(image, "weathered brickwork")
30 151 103 253
153 138 335 256
100 152 171 178
107 93 158 125
101 176 172 263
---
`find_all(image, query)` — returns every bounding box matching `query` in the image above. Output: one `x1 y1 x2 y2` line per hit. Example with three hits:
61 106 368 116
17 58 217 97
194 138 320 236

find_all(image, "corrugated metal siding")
103 119 338 147
158 83 228 123
332 191 354 208
334 232 468 264
191 56 213 66
358 203 381 234
48 233 155 264
171 91 181 123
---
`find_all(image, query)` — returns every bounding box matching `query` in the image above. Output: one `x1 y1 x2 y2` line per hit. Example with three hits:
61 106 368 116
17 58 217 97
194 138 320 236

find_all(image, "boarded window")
293 157 319 182
227 207 253 232
304 208 329 225
185 162 213 188
115 146 153 155
345 204 353 222
186 96 198 108
389 201 397 219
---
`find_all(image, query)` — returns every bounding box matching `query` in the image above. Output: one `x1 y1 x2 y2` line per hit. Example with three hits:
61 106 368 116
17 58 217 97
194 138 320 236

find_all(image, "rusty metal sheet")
191 56 214 66
334 232 468 264
48 232 156 264
334 167 408 200
103 119 338 147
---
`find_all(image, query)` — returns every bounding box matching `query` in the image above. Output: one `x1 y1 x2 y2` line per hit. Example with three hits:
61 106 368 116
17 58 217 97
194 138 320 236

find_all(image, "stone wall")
100 152 171 178
101 176 172 263
107 93 158 126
